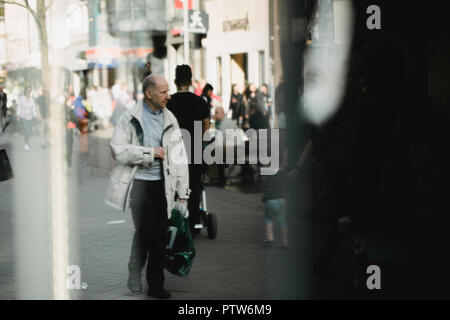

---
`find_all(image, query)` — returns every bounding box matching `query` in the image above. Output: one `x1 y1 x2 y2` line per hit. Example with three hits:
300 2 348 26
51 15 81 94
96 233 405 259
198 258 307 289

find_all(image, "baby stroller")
192 141 218 239
194 171 218 239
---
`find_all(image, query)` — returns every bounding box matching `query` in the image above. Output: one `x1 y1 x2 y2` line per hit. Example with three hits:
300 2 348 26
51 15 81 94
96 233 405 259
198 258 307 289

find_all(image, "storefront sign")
223 13 249 32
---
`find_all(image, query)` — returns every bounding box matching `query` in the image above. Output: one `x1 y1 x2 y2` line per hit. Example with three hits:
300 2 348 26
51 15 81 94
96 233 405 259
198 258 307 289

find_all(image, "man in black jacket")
167 65 211 234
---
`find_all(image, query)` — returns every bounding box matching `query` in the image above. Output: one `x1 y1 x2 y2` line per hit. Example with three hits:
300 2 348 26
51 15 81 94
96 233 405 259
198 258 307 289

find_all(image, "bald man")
106 74 190 299
214 107 235 131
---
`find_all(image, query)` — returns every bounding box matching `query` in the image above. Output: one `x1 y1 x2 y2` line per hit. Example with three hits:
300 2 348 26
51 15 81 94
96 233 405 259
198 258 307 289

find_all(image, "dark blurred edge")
277 0 450 299
0 144 13 181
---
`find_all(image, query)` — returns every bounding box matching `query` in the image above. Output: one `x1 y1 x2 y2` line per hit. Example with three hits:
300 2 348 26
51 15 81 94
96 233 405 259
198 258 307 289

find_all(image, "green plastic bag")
165 209 196 277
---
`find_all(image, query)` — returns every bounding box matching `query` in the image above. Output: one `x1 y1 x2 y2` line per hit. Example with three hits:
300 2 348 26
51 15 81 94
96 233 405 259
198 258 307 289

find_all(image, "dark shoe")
127 273 142 294
148 288 171 299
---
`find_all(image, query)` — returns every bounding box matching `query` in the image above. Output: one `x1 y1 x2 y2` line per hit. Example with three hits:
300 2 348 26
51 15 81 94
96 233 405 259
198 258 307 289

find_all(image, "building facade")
48 0 90 97
88 0 168 95
3 1 42 92
204 0 272 111
1 0 90 98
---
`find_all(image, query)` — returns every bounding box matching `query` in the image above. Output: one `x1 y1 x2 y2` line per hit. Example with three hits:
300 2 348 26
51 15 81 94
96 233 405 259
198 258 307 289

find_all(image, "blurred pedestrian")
110 83 130 127
260 83 273 124
62 90 76 168
72 95 89 134
262 169 288 247
111 80 122 101
244 83 266 116
167 65 211 234
87 86 100 117
143 53 152 81
214 106 238 185
195 79 206 96
97 87 113 128
214 106 236 133
36 87 47 120
201 83 214 110
241 102 270 183
249 102 269 130
229 84 245 128
36 87 48 144
17 86 38 151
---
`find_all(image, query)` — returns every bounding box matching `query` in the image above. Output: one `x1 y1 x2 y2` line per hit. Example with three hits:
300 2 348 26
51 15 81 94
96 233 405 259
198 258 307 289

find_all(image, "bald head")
214 106 225 121
143 74 166 94
143 74 170 110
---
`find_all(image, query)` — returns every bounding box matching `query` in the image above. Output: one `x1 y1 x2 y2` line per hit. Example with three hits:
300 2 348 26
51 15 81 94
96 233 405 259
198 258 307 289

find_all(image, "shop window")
116 0 148 22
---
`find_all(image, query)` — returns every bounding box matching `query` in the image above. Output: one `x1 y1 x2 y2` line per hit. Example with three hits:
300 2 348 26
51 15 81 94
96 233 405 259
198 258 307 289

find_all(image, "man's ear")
144 88 151 99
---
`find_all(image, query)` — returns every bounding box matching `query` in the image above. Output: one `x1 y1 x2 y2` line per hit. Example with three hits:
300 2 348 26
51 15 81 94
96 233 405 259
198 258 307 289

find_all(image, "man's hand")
154 146 165 160
175 199 189 218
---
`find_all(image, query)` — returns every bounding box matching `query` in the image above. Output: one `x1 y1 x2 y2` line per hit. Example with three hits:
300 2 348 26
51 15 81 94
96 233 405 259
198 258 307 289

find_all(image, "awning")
86 47 153 69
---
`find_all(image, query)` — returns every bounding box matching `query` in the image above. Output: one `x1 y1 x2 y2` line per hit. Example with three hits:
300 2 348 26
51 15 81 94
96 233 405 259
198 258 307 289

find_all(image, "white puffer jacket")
105 99 190 218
